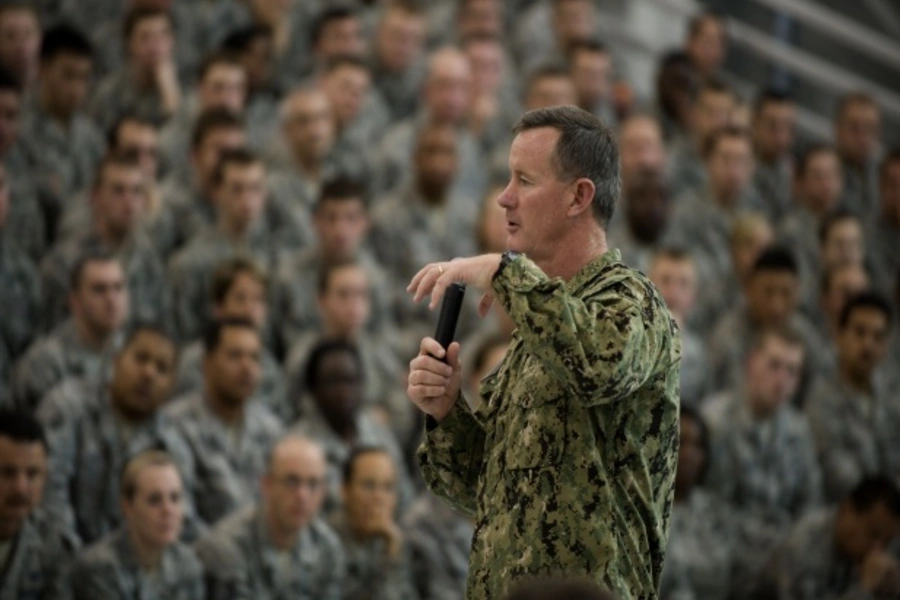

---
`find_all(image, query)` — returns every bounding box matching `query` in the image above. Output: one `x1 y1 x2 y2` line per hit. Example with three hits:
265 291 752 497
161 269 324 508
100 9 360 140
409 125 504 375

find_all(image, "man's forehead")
0 436 46 461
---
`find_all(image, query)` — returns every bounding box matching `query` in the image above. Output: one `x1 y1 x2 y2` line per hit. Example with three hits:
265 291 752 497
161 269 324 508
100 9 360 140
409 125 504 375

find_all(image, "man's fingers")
407 263 433 295
409 385 451 400
412 265 444 303
445 341 462 369
417 336 449 361
409 369 450 387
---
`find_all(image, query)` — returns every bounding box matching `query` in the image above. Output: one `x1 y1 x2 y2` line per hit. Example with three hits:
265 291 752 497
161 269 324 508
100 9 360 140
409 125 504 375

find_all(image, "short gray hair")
513 105 620 228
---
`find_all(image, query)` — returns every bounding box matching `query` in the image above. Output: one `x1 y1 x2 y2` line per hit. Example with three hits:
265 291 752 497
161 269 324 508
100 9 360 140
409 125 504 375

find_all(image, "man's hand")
407 338 462 423
407 254 502 316
861 550 900 596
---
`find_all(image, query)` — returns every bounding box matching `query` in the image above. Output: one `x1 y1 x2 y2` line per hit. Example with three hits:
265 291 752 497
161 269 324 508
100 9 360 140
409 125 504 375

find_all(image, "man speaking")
407 106 682 600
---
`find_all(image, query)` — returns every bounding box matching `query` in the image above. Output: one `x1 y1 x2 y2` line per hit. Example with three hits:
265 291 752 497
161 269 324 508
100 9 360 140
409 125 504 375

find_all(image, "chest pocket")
502 376 568 470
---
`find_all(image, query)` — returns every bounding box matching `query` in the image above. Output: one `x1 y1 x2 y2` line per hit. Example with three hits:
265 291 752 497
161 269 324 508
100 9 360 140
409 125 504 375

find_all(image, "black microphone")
434 283 466 360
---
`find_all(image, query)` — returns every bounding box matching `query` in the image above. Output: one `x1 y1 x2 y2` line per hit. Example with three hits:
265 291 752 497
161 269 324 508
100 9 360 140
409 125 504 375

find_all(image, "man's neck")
206 389 245 425
218 219 251 242
73 318 111 352
264 507 300 551
416 182 448 206
839 362 873 394
321 322 358 342
292 155 322 180
536 226 608 281
710 186 739 209
127 528 164 570
38 91 74 126
95 220 130 249
130 64 157 90
0 518 22 542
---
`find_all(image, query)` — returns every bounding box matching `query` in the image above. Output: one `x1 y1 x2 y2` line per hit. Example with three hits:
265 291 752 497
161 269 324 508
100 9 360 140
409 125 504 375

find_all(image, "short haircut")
751 245 798 277
342 445 391 484
387 0 425 15
120 321 175 353
836 92 878 120
92 151 142 191
0 409 47 452
203 317 258 354
197 50 242 82
69 246 120 290
505 579 617 600
513 105 620 227
221 24 273 54
191 107 244 150
749 325 806 355
651 245 694 267
212 147 261 187
678 404 710 482
317 258 364 295
311 5 359 47
107 113 156 149
315 177 367 212
0 66 21 95
838 291 892 330
818 208 861 244
846 476 900 517
303 338 363 391
120 449 178 501
730 212 771 247
687 9 724 39
753 87 792 116
40 23 93 63
879 147 900 181
323 54 370 76
123 6 173 42
795 143 837 179
702 125 749 159
210 256 268 305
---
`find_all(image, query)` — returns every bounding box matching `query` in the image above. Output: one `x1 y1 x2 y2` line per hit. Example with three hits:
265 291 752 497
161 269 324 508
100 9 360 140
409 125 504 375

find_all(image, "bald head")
263 436 328 533
268 436 326 474
425 47 472 124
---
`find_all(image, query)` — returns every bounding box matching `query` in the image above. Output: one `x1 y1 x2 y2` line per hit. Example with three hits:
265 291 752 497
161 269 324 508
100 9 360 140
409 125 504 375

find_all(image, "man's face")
524 76 577 112
746 336 805 416
316 16 364 61
93 165 145 238
0 436 46 534
315 198 368 260
41 53 92 118
821 219 864 270
691 90 733 144
283 92 335 164
799 151 843 211
458 0 502 38
0 90 20 156
752 101 795 162
747 270 799 327
263 442 327 533
686 18 726 76
199 64 246 114
822 266 869 327
116 121 160 178
571 49 612 109
839 307 889 379
415 127 458 195
127 16 174 71
838 502 900 564
675 416 706 491
194 127 246 189
465 40 503 96
122 465 183 549
319 265 370 336
322 65 370 127
204 327 262 406
376 8 425 73
215 272 267 329
619 118 666 184
625 182 669 243
71 260 129 336
240 35 274 90
657 59 697 125
342 452 398 535
881 161 900 224
424 54 472 125
0 9 39 76
215 163 266 229
110 330 176 421
836 101 880 167
649 257 696 321
707 136 753 201
553 0 594 47
312 350 363 425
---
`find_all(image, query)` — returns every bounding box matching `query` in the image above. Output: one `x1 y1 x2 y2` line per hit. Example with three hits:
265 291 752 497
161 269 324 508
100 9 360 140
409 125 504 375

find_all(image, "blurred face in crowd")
478 186 508 253
0 89 19 157
110 330 176 421
625 178 670 244
123 464 183 549
321 63 370 128
0 164 8 229
618 116 666 185
93 164 145 239
553 0 595 49
822 265 870 331
263 439 327 534
40 52 92 119
745 334 804 417
839 306 889 381
746 268 799 328
467 340 509 398
797 149 842 213
465 38 504 97
311 348 363 428
836 100 880 167
315 197 368 260
315 15 364 61
649 256 696 323
675 414 706 494
752 99 795 163
415 125 458 200
319 264 370 337
116 120 160 179
571 48 612 110
686 16 726 77
0 8 39 82
880 158 900 224
691 89 733 146
0 434 46 538
821 217 864 270
376 6 425 73
199 62 247 114
343 451 398 536
524 74 577 112
215 272 267 329
193 126 247 190
283 90 335 165
70 260 130 338
836 500 900 565
657 57 698 127
204 326 262 405
216 162 267 232
127 15 174 73
731 219 775 283
707 134 754 203
236 33 273 91
424 49 472 125
458 0 503 38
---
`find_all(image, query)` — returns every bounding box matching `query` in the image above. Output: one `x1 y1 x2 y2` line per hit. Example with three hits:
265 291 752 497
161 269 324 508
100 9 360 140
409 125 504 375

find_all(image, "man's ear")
567 178 596 218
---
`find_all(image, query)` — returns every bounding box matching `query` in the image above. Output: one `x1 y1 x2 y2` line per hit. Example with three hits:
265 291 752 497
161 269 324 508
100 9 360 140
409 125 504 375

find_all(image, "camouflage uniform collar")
111 527 180 580
563 247 623 295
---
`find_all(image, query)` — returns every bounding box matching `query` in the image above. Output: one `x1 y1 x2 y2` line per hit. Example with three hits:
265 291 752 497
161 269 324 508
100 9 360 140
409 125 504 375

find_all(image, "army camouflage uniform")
752 158 793 223
0 511 77 600
89 70 172 133
370 58 426 125
418 250 682 600
195 505 345 600
5 159 48 263
0 233 42 361
840 158 879 219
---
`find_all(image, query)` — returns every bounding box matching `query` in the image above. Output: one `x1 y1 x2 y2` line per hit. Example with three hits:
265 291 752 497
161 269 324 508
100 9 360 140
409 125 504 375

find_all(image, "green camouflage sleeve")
492 255 664 402
417 395 485 518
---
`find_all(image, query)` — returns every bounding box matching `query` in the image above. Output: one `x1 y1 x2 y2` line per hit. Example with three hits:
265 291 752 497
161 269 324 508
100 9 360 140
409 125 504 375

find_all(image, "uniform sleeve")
36 394 78 534
416 396 485 518
492 256 669 402
71 559 120 600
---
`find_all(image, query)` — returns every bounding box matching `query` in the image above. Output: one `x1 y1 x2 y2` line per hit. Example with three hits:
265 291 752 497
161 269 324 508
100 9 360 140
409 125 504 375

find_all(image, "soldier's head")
567 41 612 112
751 88 795 163
212 147 266 233
835 92 881 168
655 51 698 129
523 64 576 112
552 0 596 51
685 10 726 78
676 405 709 495
505 577 617 600
123 6 174 74
462 33 504 97
617 114 666 189
221 25 274 93
110 324 177 421
69 250 130 340
311 5 364 63
341 446 398 535
203 318 262 408
0 67 21 157
0 410 47 539
0 2 39 87
819 209 865 271
109 114 160 179
835 477 900 565
262 436 327 534
795 144 843 213
423 47 472 126
190 108 246 192
414 122 459 202
211 257 268 329
703 125 754 204
466 332 509 401
196 51 247 115
820 263 870 337
648 248 696 325
91 153 146 241
880 149 900 225
320 55 371 129
120 450 184 550
374 0 426 74
457 0 503 40
623 170 671 245
314 178 369 261
745 246 799 328
304 339 364 429
744 327 805 417
729 212 774 286
317 260 370 339
836 292 892 382
688 79 735 148
38 24 93 121
281 87 335 166
0 162 8 230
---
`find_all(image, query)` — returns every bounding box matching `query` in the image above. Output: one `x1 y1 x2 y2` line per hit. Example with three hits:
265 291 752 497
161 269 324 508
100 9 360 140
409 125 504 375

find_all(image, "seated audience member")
750 89 796 221
165 318 282 525
805 292 894 502
0 2 40 88
0 410 74 598
331 446 416 600
71 450 205 600
37 323 197 544
809 261 871 369
868 149 900 291
752 476 900 600
660 406 735 600
834 92 882 216
608 170 671 275
654 51 699 143
684 10 727 81
14 250 130 413
568 40 615 125
616 114 667 193
369 0 427 124
196 436 344 600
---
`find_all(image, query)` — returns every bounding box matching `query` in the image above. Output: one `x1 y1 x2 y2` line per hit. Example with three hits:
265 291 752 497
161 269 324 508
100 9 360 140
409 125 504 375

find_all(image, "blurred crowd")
0 0 899 599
